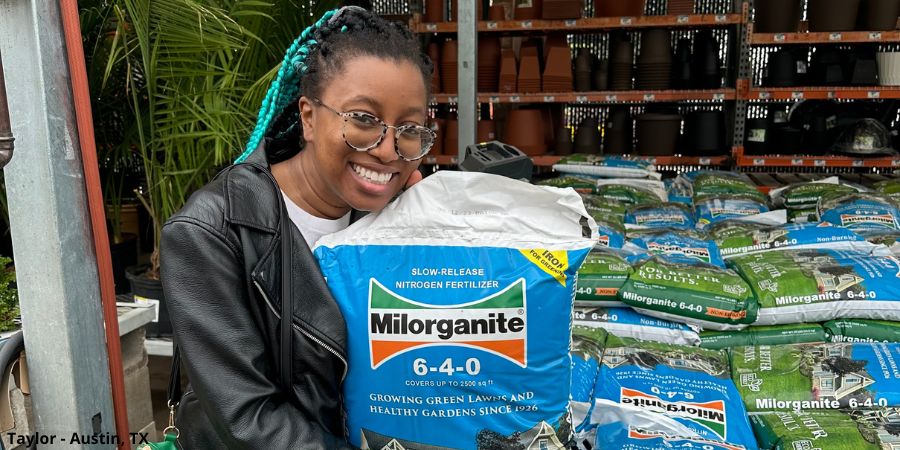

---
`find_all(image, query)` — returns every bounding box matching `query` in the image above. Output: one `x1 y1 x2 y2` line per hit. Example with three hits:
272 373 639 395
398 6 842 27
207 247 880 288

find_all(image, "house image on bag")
809 345 875 402
517 421 565 450
790 253 865 294
360 422 566 450
360 429 453 450
602 347 725 377
851 409 900 450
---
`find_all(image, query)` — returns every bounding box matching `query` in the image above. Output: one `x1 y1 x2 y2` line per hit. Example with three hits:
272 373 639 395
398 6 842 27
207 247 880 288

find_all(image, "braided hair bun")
236 6 433 164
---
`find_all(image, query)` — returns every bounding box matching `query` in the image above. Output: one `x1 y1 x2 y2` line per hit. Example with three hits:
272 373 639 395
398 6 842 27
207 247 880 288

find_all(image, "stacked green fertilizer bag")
688 171 771 229
551 154 661 179
708 220 874 260
536 175 598 194
314 171 597 450
574 306 701 345
819 193 900 232
729 248 900 325
875 179 900 202
825 319 900 343
769 177 862 224
581 195 627 249
732 342 900 412
595 179 667 206
751 409 900 450
574 247 634 306
700 324 828 349
576 335 758 450
625 202 696 231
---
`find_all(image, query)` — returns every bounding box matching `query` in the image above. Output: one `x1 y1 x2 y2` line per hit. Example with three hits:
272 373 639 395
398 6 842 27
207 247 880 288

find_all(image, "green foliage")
89 0 338 276
0 257 20 333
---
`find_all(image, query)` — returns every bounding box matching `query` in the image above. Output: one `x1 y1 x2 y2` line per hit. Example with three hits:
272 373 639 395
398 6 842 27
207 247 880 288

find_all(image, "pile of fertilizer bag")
311 158 900 450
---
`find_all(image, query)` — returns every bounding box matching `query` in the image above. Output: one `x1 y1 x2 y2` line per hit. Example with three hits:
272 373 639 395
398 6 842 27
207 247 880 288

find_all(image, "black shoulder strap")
167 203 296 405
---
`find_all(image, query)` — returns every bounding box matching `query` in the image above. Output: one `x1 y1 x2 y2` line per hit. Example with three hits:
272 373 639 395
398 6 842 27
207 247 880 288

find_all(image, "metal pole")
0 0 117 448
0 46 14 169
457 0 478 161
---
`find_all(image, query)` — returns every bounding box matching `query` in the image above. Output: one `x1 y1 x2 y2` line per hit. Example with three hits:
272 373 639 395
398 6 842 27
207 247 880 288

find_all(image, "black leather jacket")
160 141 356 449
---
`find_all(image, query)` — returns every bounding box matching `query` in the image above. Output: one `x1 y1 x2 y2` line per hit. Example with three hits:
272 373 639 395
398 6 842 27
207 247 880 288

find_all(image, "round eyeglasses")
312 98 436 161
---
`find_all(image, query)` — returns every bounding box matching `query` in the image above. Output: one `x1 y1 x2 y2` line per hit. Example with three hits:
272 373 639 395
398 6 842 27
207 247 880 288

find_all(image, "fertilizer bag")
751 409 900 450
314 171 597 450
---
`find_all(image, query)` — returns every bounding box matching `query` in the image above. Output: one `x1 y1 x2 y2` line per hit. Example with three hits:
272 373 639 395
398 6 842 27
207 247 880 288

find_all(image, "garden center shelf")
750 29 900 45
734 153 900 169
422 154 731 167
431 89 736 104
744 87 900 101
412 14 742 34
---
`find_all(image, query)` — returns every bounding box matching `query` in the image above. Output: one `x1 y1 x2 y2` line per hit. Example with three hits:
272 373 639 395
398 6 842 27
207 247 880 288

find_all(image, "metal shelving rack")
398 0 900 173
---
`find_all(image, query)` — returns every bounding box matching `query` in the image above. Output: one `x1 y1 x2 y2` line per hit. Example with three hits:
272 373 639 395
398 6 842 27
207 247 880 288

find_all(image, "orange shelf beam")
751 30 900 45
736 155 900 169
746 87 900 101
413 14 742 33
432 89 736 104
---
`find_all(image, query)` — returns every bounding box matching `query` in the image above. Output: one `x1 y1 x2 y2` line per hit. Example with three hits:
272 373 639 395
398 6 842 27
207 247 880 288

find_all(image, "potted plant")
107 0 338 336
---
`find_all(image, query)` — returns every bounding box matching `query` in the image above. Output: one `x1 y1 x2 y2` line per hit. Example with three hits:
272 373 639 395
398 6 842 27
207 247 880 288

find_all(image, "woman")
159 6 435 448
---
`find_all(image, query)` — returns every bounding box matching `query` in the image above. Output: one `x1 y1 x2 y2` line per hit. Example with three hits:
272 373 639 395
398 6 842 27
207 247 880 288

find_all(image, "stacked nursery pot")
554 126 573 155
444 118 458 156
518 44 542 93
877 52 900 86
515 0 543 19
574 50 595 92
489 5 506 20
858 0 900 31
425 0 445 22
691 30 722 89
543 38 573 92
671 39 692 89
478 37 501 93
504 109 546 155
609 35 635 90
752 0 802 33
594 60 609 90
477 120 497 143
684 110 727 156
604 107 633 154
428 43 441 94
667 0 693 15
499 49 518 93
635 112 682 156
636 29 672 90
542 0 583 19
442 40 458 94
594 0 645 17
574 117 602 154
808 0 861 32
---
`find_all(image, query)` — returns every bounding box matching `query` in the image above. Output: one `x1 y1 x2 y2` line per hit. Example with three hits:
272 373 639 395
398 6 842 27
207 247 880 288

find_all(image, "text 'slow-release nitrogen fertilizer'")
314 171 597 450
590 335 758 449
751 409 900 450
730 249 900 325
732 343 900 411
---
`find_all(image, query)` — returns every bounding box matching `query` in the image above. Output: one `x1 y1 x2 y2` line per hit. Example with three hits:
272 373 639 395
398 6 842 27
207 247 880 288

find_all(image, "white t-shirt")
282 191 351 248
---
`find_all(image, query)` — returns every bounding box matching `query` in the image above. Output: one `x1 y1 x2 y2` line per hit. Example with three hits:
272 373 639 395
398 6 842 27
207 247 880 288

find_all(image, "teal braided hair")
234 6 433 164
235 9 337 163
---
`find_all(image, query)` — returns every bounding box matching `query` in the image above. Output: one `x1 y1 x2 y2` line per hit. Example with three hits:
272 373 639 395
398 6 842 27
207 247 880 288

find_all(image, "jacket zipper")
252 279 348 382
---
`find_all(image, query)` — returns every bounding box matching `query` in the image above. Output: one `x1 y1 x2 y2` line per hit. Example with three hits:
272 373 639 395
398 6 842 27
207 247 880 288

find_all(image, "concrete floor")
148 355 175 438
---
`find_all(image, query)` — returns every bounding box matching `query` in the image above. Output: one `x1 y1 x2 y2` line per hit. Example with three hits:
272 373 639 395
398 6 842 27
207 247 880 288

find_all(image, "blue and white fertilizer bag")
819 193 900 231
625 202 696 231
314 171 597 450
587 335 758 450
552 154 661 179
630 231 726 268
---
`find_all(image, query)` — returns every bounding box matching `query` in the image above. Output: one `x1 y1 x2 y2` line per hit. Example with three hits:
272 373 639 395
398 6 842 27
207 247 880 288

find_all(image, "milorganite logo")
711 208 760 218
628 428 745 450
368 279 527 369
621 388 728 440
840 213 898 228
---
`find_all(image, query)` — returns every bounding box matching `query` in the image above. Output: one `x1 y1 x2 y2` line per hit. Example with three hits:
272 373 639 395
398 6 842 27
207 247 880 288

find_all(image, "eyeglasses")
312 98 436 161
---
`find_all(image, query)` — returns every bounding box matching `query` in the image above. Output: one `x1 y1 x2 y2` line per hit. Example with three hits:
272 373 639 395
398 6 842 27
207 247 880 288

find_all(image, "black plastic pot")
126 265 172 338
110 233 138 295
753 0 802 33
603 107 633 155
808 0 861 32
691 30 722 89
744 118 771 155
554 127 573 155
635 113 681 156
858 0 900 31
672 39 692 89
574 117 602 154
766 49 802 87
810 48 847 86
684 111 726 156
772 126 804 154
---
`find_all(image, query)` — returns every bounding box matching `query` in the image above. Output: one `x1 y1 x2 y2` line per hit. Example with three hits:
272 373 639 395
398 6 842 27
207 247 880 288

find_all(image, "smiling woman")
158 6 434 449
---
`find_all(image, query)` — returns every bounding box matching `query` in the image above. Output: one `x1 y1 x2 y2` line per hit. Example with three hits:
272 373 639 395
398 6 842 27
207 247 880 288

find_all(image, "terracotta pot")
514 0 543 19
808 0 861 32
753 0 802 33
489 5 506 20
444 119 459 156
478 37 502 92
499 49 518 93
638 29 672 63
442 40 458 94
594 0 645 17
477 120 497 143
425 0 445 22
517 45 542 93
542 0 583 19
667 0 693 15
858 0 900 31
543 43 574 92
504 109 546 155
